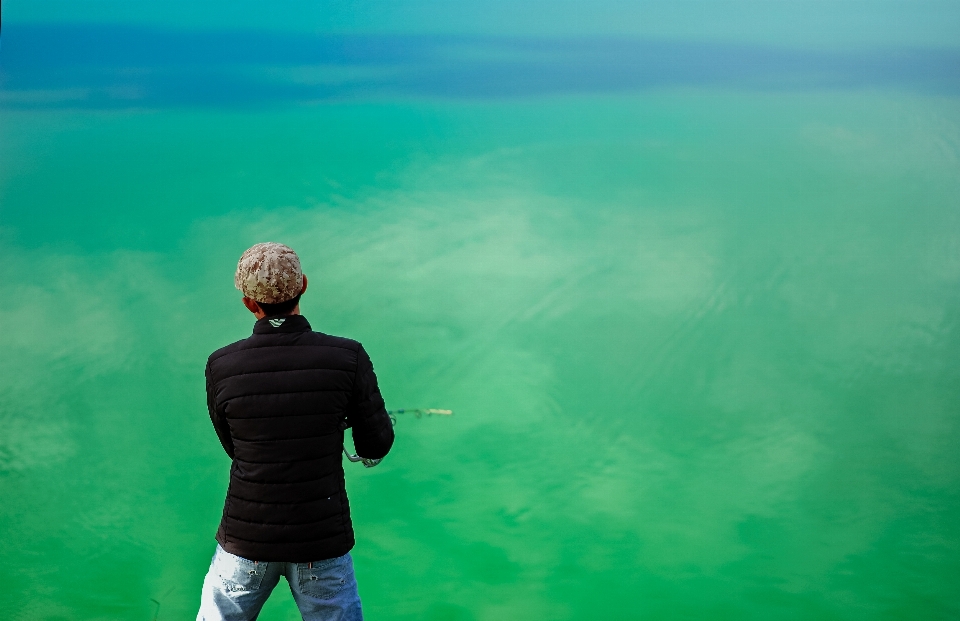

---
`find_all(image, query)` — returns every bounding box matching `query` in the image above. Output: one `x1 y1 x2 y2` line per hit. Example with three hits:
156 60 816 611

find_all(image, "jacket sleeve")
206 361 235 459
348 344 395 460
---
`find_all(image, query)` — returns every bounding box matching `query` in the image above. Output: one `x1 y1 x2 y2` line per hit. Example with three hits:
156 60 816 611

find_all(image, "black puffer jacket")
205 315 394 562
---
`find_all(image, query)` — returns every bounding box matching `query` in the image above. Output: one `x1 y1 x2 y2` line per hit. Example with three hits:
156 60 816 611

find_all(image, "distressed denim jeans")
197 545 363 621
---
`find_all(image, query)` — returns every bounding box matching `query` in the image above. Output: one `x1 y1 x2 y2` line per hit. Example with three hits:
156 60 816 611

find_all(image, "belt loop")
309 562 312 569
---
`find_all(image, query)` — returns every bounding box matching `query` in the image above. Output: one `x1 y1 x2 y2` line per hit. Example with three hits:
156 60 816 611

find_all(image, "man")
197 242 394 621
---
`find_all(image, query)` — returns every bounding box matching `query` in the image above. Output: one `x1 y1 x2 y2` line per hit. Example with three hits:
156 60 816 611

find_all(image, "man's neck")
255 304 301 320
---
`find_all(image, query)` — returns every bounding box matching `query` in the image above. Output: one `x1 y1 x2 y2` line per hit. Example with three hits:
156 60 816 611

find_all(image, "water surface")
1 19 959 621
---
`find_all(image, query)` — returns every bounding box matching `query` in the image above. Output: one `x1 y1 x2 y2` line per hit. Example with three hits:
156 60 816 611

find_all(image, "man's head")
235 242 309 319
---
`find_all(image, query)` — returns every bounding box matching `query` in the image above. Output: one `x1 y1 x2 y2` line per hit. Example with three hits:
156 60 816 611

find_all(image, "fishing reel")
343 408 452 468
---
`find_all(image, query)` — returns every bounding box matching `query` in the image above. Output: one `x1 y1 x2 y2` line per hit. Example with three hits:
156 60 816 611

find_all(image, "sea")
1 3 959 619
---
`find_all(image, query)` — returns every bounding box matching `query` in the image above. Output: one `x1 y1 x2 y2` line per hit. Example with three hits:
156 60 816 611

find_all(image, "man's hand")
360 457 383 468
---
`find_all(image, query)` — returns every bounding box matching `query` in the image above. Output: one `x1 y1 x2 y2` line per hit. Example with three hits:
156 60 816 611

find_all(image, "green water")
2 91 959 619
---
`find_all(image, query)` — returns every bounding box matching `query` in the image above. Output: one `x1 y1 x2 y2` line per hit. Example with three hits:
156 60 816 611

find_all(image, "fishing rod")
343 408 453 468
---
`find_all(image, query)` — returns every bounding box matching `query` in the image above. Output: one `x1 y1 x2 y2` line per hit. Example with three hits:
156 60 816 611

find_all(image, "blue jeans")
197 545 363 621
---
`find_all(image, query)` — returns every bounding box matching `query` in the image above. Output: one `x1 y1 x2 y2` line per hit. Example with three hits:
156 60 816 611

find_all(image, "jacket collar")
253 314 312 334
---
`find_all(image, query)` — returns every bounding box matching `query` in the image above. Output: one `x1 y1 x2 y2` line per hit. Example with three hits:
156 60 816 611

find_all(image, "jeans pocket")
297 555 349 599
215 547 266 593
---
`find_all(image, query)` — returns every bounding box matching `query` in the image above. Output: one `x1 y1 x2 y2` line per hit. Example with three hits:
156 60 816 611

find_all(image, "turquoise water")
2 8 960 621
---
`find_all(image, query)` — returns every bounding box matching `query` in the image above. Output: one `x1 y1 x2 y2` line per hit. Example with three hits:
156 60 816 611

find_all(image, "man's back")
205 314 394 562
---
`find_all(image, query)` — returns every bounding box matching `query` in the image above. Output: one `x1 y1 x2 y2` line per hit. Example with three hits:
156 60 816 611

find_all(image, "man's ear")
301 274 308 295
242 297 262 316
